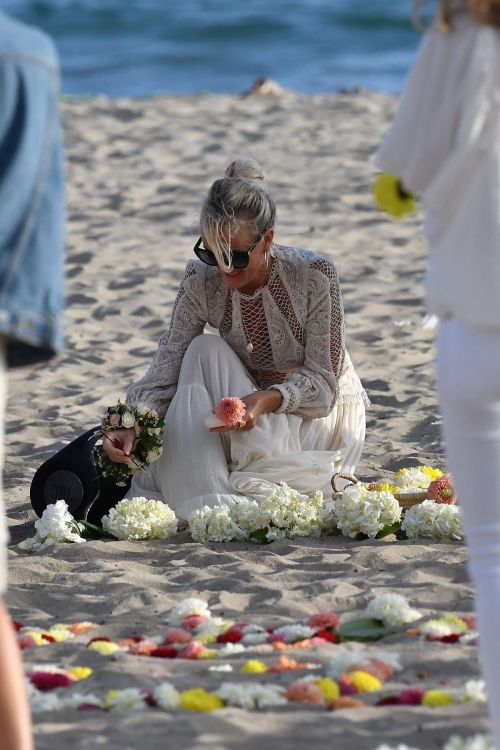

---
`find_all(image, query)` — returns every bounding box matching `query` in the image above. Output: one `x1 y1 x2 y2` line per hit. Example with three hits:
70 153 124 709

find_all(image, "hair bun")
225 157 265 182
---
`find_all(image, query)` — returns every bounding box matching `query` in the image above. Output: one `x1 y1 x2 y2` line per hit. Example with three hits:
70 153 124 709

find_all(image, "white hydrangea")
208 664 234 672
420 620 456 638
393 467 432 491
26 500 86 551
188 484 333 543
153 682 181 710
103 688 147 710
273 624 316 643
443 736 494 750
260 485 331 539
217 682 287 709
167 598 211 624
60 692 102 709
366 593 421 627
188 504 248 543
334 484 401 539
101 497 178 540
401 501 463 540
454 679 487 704
27 682 64 713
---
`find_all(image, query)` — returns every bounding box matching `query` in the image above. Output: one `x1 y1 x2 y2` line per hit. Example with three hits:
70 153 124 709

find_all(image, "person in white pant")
377 1 500 745
104 157 368 520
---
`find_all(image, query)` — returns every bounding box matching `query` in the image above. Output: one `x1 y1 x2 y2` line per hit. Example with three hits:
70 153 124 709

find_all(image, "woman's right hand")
102 427 136 464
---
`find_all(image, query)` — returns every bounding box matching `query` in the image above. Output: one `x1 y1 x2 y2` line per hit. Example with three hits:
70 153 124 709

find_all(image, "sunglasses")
193 236 262 269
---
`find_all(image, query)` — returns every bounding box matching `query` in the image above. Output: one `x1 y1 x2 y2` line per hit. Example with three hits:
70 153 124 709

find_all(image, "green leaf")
79 520 115 541
338 617 390 642
248 528 272 545
376 523 402 539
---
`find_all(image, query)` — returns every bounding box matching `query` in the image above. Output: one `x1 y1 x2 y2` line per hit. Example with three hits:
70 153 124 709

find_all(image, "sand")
3 91 485 749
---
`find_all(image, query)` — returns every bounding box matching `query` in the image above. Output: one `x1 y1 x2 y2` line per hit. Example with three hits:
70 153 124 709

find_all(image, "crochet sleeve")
270 257 345 418
125 261 207 417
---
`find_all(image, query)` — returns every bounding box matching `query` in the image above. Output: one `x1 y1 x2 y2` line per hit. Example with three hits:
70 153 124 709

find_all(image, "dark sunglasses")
193 236 261 269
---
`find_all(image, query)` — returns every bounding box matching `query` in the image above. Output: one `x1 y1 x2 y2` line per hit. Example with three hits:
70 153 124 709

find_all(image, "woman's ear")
263 228 274 250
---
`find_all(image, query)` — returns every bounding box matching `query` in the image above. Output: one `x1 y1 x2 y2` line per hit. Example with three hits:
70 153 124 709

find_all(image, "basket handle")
331 472 360 493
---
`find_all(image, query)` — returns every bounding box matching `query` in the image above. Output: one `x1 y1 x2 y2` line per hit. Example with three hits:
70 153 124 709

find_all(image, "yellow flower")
441 615 468 632
47 629 72 642
179 688 224 712
88 640 122 655
372 173 416 219
200 648 218 659
241 659 268 674
197 632 217 645
69 666 93 681
349 670 382 693
314 677 340 701
373 482 400 494
420 466 444 481
422 689 455 707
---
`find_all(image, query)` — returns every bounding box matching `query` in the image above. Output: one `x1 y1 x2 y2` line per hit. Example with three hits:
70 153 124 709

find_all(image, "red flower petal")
150 646 178 659
30 672 73 691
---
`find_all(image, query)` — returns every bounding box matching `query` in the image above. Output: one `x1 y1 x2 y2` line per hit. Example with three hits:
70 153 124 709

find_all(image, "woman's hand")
102 427 136 464
209 390 283 432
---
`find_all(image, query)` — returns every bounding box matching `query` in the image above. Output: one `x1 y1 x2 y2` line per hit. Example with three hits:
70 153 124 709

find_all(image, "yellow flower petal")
47 629 72 642
314 677 340 701
240 659 268 674
69 666 93 680
349 670 382 693
88 640 122 655
423 689 455 707
373 173 416 219
179 688 224 712
197 633 217 645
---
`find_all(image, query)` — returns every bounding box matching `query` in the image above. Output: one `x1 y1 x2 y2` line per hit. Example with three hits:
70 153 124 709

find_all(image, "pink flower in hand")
427 474 456 504
214 397 247 428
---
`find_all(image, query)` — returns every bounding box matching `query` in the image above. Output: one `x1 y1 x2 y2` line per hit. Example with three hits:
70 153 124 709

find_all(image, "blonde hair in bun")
412 0 500 31
200 157 276 272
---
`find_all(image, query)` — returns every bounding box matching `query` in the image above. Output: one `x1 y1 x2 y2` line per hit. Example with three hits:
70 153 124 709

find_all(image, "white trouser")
127 334 366 520
0 340 7 593
437 319 500 747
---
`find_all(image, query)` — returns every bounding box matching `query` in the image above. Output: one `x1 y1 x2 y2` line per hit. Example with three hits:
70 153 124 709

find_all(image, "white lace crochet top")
126 244 367 419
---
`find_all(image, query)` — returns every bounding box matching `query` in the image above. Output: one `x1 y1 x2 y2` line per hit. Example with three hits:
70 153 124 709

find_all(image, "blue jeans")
0 13 65 367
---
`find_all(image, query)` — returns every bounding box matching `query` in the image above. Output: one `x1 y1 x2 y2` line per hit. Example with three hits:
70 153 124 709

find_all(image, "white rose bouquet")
93 401 164 486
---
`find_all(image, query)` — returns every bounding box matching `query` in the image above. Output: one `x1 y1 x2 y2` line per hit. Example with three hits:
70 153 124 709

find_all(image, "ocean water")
4 0 423 97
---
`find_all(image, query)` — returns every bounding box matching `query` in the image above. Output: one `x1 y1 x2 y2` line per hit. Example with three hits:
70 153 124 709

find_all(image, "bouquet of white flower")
334 484 402 539
25 500 87 551
188 483 334 544
93 401 164 486
401 500 463 541
26 497 178 548
101 497 178 540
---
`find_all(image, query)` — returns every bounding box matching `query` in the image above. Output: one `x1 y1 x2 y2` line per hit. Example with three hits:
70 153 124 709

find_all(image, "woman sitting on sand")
103 158 368 519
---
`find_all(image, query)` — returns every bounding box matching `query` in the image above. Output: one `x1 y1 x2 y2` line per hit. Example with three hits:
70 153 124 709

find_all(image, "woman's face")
206 223 274 293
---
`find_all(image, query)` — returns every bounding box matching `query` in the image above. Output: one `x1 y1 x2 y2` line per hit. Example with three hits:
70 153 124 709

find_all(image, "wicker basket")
331 473 427 509
392 491 427 509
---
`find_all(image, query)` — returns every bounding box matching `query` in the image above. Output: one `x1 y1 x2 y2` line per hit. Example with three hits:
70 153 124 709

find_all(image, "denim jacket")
0 13 65 367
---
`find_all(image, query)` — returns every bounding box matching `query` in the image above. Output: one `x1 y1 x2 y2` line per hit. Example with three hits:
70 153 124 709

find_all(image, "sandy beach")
3 91 485 749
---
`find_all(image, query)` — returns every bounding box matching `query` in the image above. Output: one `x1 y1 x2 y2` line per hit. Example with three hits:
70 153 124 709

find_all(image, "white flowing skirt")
126 335 366 520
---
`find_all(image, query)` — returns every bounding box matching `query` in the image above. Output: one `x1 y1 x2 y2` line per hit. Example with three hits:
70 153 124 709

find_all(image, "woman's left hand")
209 390 283 432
